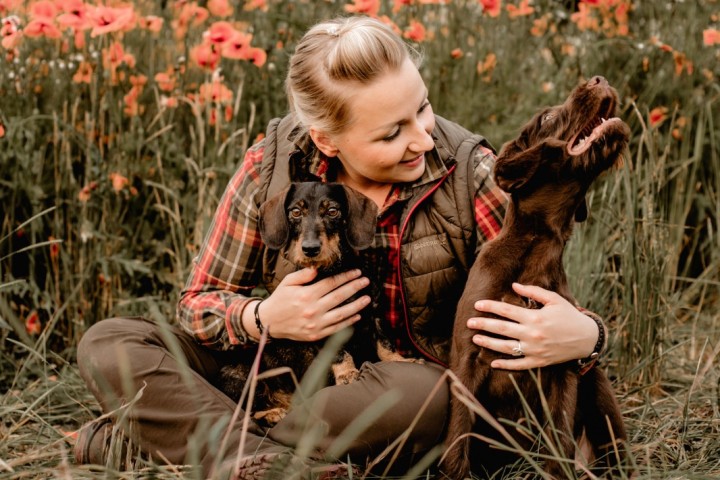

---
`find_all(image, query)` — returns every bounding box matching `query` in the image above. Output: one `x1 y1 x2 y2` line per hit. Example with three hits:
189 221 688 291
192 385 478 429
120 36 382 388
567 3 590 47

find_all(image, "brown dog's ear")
494 141 542 192
495 138 565 192
342 185 378 250
574 197 588 222
258 185 293 249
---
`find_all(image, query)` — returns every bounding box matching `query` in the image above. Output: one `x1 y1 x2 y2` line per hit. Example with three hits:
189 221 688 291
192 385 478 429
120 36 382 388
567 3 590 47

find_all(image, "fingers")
511 282 565 306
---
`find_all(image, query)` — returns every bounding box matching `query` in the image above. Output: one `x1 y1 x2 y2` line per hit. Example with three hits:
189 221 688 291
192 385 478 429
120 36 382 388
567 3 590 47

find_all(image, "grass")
2 0 720 478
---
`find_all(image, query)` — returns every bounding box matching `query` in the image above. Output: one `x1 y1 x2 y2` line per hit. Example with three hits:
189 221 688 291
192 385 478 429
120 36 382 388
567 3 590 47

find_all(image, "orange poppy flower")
89 4 135 37
208 0 234 17
243 0 268 12
507 0 534 18
57 0 91 30
479 0 502 17
110 172 130 190
247 47 267 67
199 79 233 105
648 106 668 128
0 122 5 138
403 20 426 42
30 0 59 19
221 30 252 59
190 43 221 70
24 18 62 38
704 28 720 47
344 0 380 17
25 310 41 336
206 21 236 45
140 15 164 33
155 72 176 92
72 61 93 84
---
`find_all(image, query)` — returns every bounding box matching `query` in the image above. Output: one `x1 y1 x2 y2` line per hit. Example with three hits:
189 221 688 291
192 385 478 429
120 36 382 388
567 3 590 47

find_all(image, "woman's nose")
409 120 434 153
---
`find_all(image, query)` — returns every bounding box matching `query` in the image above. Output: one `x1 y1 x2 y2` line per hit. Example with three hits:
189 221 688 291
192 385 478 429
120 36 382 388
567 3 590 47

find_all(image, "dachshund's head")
259 182 378 270
495 76 630 228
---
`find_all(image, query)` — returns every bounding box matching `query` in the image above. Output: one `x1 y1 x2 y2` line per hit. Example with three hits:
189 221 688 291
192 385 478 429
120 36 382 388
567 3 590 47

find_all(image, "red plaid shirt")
177 139 507 355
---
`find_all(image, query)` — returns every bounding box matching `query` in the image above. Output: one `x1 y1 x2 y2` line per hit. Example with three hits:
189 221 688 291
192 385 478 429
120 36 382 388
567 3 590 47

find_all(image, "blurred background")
1 0 718 477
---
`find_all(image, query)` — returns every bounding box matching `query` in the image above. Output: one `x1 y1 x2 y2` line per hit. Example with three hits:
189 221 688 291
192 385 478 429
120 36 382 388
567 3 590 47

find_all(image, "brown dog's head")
495 76 630 226
258 182 378 269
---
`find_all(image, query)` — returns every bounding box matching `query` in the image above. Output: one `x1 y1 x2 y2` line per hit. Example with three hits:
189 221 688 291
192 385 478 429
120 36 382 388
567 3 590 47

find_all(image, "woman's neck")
336 170 392 210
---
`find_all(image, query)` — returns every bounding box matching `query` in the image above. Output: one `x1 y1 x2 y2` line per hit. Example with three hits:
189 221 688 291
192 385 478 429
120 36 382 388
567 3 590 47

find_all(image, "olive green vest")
255 114 495 365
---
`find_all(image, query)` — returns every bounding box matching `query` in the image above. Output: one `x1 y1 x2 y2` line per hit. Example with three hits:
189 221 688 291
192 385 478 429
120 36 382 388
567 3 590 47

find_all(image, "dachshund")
442 76 632 479
219 182 402 424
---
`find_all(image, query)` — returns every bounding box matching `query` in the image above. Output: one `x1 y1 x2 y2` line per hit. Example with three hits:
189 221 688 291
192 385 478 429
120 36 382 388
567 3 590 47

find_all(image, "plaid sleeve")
472 145 508 251
176 142 266 350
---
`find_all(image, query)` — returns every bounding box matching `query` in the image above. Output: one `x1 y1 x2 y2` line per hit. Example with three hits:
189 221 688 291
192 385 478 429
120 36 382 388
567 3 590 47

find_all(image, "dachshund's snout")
302 241 321 258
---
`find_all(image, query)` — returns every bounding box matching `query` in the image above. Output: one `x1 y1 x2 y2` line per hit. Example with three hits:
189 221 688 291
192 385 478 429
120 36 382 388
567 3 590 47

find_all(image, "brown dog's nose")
588 76 608 87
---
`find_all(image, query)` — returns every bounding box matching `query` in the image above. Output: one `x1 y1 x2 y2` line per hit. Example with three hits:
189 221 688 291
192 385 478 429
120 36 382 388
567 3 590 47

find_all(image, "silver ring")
511 341 524 357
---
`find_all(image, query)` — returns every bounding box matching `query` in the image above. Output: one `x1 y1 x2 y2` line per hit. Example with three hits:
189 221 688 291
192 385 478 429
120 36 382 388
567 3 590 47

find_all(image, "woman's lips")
400 154 424 168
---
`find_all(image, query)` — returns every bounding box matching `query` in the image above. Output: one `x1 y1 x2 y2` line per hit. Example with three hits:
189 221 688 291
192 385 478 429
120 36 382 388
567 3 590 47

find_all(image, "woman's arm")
467 148 604 370
177 142 371 349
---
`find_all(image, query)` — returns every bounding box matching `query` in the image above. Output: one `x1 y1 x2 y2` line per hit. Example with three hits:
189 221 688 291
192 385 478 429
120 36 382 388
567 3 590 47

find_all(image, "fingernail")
467 319 476 328
475 301 484 310
361 295 371 305
360 277 370 287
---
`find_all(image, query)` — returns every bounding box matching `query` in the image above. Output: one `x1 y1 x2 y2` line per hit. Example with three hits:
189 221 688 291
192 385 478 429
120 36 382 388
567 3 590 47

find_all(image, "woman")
75 16 605 479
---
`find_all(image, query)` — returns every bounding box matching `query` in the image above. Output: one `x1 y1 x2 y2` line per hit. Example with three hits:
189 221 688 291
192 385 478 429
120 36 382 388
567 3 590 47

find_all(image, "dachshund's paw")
254 407 287 425
335 368 360 385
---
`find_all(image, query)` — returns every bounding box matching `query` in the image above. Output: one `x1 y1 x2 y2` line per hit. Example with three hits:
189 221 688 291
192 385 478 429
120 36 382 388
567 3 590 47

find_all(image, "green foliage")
1 0 720 477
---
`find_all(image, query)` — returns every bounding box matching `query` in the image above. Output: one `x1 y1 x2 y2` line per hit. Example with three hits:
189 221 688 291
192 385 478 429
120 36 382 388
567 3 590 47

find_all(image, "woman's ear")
309 127 339 157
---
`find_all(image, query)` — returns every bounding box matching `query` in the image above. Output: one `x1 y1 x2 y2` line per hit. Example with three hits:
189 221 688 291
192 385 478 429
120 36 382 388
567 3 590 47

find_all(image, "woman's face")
315 58 436 189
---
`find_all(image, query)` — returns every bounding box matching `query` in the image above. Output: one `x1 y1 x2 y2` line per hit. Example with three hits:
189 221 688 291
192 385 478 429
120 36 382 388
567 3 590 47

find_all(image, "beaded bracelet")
577 312 606 375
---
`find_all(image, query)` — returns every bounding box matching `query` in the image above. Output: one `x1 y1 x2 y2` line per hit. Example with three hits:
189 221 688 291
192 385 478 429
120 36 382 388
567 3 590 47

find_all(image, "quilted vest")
255 113 495 366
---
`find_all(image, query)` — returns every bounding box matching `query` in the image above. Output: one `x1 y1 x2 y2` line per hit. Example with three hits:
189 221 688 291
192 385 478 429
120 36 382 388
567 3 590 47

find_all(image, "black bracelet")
577 313 605 373
254 300 269 339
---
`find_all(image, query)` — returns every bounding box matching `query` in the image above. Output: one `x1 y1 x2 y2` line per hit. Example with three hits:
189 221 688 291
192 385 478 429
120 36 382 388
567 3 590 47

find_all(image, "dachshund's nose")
588 76 608 87
302 242 321 258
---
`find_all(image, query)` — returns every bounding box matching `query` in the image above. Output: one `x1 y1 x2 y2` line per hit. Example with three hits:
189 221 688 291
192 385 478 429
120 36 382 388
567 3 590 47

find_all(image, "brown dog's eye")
289 207 302 218
326 207 339 218
542 112 555 123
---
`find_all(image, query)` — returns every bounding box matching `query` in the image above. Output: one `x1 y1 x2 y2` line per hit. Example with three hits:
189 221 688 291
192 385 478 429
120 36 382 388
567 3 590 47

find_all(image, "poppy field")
1 0 719 478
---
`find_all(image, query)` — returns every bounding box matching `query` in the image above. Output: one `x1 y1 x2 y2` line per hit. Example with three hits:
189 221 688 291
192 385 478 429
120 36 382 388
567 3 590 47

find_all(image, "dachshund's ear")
258 185 293 249
494 138 565 192
342 185 378 250
574 197 588 222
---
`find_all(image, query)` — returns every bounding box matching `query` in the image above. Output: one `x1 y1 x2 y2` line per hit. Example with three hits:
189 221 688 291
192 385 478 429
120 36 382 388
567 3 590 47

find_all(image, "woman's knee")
77 317 158 404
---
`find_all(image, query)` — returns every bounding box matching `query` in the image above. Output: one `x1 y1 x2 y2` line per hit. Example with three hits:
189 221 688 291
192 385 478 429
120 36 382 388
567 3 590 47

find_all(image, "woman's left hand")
467 282 599 370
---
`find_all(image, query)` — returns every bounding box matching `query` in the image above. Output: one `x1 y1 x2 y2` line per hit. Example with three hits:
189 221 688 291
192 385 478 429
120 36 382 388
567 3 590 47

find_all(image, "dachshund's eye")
289 207 302 219
326 207 339 218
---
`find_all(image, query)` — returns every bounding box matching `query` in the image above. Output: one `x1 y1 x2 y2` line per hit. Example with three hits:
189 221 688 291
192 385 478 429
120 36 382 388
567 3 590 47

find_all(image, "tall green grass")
1 0 719 478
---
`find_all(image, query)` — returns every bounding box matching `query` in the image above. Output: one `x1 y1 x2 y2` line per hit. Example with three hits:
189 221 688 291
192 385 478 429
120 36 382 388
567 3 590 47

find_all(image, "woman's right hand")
253 268 371 342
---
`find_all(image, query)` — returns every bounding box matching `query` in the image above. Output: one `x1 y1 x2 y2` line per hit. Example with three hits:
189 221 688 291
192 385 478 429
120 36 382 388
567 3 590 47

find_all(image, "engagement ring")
512 341 524 357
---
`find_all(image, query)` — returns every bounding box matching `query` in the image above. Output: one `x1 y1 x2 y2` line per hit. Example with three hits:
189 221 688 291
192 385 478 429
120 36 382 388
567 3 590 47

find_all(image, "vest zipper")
396 163 457 368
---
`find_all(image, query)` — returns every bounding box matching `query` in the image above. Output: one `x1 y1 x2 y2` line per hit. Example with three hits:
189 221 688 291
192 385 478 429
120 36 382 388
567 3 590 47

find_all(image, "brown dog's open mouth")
567 117 624 156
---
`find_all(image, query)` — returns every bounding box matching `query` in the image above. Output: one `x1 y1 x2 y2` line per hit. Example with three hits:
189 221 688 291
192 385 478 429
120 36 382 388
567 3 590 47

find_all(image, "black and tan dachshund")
219 182 402 424
442 76 631 479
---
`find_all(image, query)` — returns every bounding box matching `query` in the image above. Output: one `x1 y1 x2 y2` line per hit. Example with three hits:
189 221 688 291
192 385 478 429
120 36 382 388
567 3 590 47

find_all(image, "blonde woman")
75 16 606 479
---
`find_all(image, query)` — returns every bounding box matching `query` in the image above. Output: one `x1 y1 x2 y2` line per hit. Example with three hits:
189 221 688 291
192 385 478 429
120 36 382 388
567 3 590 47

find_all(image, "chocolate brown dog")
443 76 631 478
219 182 395 424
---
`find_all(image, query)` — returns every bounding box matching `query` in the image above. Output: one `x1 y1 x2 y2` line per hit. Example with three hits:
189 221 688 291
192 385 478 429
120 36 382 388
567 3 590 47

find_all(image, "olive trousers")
76 317 449 476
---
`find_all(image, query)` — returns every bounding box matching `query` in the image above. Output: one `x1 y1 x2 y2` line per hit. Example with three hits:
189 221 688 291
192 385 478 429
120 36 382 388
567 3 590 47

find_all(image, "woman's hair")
286 16 422 136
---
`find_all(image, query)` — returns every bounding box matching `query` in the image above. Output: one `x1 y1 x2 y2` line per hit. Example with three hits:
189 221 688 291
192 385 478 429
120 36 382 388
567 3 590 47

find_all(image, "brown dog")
219 182 399 424
442 76 631 478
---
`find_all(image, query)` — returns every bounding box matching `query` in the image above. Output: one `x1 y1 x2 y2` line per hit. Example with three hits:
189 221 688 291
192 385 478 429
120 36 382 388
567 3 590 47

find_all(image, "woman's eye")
382 129 400 142
289 207 302 218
